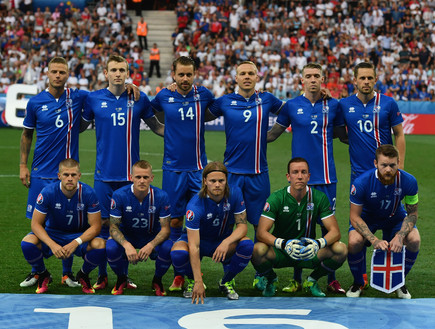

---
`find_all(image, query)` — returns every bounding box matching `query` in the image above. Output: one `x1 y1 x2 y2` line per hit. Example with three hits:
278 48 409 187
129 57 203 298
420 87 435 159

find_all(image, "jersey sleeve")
208 96 223 117
388 98 403 127
349 178 366 206
34 187 52 215
317 191 334 221
269 94 285 115
139 92 154 121
185 196 203 231
109 190 123 218
275 102 291 127
158 190 171 219
150 92 163 112
23 98 37 129
231 186 246 214
82 93 94 122
84 186 101 214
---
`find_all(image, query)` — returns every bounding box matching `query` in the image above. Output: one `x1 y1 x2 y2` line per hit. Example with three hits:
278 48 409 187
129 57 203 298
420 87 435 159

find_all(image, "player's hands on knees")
138 243 154 261
212 241 230 263
389 235 404 253
50 243 66 259
372 239 389 251
192 281 205 305
124 243 139 264
62 241 78 258
19 166 30 188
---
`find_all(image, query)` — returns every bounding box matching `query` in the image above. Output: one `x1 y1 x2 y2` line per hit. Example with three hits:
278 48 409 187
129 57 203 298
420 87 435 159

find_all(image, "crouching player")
20 159 105 294
106 160 172 295
170 162 254 304
346 145 420 298
251 157 347 297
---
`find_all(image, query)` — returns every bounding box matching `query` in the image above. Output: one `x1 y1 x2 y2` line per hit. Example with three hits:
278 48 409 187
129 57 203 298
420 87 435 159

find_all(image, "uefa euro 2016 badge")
373 105 381 113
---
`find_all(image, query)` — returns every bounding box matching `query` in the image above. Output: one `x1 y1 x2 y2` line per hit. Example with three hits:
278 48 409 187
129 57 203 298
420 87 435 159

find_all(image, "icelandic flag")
370 247 405 293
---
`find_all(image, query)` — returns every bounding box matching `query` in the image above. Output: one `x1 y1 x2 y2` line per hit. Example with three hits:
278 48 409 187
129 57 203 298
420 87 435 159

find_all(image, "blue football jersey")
339 93 403 178
276 95 343 184
209 92 283 174
185 185 246 241
34 181 100 232
350 168 418 225
23 88 88 178
151 86 214 171
83 89 153 181
110 184 171 241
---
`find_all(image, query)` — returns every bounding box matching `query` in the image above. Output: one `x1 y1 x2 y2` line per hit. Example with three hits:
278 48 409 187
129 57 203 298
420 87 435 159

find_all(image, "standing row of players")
19 56 420 300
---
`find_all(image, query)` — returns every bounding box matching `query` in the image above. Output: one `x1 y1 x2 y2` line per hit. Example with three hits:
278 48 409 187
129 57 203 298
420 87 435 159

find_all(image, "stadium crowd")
0 0 434 101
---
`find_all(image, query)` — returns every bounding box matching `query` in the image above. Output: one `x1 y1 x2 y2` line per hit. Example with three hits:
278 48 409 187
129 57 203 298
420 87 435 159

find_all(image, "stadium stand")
0 0 433 100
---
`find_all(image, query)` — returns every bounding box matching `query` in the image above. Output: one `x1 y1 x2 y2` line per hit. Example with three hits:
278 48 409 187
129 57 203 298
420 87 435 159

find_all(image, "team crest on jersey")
41 105 48 111
77 203 84 211
297 108 303 115
322 106 329 113
223 202 230 211
263 202 270 212
186 210 195 221
101 102 108 108
255 97 262 105
194 94 200 101
394 188 402 196
306 203 314 210
373 106 381 113
127 100 134 107
350 185 356 195
66 98 72 107
168 97 174 103
36 194 44 205
349 107 355 113
110 199 116 210
148 206 156 213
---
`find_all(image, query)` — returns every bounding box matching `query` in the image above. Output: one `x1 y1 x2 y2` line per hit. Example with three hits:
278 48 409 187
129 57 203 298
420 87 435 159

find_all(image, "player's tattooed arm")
145 116 164 137
355 221 378 246
234 212 248 226
150 216 171 247
396 203 418 240
109 216 126 245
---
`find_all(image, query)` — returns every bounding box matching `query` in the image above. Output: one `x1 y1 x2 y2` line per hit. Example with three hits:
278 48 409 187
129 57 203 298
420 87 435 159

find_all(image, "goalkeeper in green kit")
251 157 347 297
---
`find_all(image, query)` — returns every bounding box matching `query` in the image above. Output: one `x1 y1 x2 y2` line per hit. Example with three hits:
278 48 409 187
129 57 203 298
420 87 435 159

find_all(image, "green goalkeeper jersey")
261 186 333 240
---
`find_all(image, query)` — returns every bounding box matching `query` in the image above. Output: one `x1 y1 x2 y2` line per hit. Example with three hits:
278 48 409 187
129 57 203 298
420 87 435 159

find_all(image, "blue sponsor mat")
1 294 433 329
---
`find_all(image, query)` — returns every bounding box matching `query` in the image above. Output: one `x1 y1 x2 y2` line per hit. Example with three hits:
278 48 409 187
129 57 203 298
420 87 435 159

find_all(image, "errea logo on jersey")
231 101 237 106
349 107 355 113
283 206 289 212
168 97 174 103
371 192 377 198
41 105 48 111
297 108 303 115
101 102 108 108
126 206 132 212
55 203 62 209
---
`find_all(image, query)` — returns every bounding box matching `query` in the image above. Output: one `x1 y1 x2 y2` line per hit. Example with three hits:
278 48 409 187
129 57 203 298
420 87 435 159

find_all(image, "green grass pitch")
0 127 434 298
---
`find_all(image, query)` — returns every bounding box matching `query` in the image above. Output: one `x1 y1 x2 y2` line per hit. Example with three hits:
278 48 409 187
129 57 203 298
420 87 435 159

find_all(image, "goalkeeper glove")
298 237 327 260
